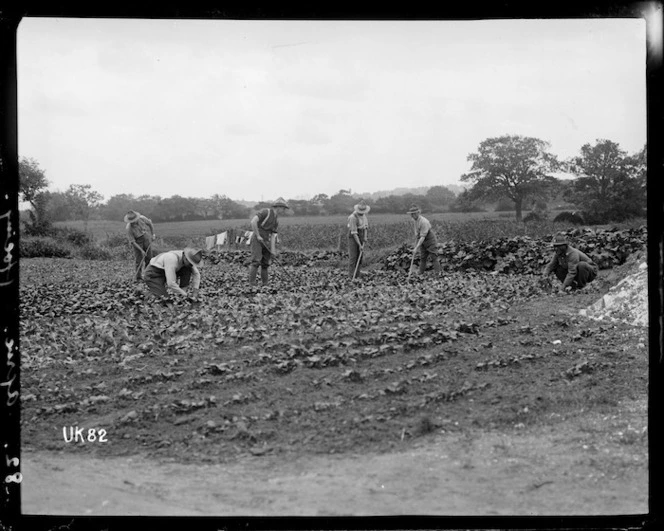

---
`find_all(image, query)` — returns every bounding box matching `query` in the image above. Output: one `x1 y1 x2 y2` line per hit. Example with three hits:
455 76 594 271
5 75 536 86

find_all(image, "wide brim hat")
406 205 421 214
354 203 371 214
272 197 290 209
124 210 140 223
183 247 203 266
552 234 568 246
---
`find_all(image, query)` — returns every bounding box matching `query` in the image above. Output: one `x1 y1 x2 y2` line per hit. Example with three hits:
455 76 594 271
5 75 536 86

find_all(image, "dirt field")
18 253 648 516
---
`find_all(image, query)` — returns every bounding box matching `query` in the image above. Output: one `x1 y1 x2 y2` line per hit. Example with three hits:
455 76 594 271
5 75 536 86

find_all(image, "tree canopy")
460 135 559 221
565 139 646 222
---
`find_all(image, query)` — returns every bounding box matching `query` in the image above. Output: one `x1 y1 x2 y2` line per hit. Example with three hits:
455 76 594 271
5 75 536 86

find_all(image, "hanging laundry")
216 231 228 246
244 230 253 245
205 235 216 250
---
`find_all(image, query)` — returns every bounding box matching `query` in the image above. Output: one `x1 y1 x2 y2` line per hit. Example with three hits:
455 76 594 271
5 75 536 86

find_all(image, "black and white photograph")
3 6 658 520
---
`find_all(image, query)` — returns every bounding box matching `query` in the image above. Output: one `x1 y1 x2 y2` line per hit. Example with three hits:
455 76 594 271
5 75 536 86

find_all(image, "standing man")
125 210 156 282
543 234 598 292
407 205 441 275
144 247 203 299
348 199 370 279
248 197 290 286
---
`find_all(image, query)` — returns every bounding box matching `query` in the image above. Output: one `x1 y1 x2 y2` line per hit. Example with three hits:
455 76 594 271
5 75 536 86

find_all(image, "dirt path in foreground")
22 400 647 516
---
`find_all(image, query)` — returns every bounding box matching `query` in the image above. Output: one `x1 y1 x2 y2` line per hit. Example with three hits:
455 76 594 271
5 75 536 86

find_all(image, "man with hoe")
248 197 290 286
407 204 441 275
543 233 598 292
144 247 203 300
125 210 156 282
348 199 370 279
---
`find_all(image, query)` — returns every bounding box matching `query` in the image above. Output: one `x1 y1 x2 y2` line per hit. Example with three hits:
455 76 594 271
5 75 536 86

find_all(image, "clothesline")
205 230 254 250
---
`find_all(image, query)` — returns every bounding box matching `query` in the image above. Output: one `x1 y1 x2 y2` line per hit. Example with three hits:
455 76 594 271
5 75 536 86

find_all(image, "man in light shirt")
144 247 203 299
407 205 441 275
347 199 370 279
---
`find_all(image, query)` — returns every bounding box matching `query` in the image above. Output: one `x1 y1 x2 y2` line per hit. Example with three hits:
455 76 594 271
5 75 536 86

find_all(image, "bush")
494 197 516 212
77 244 113 260
57 227 93 246
553 211 585 224
523 212 543 223
104 232 129 248
22 222 56 238
20 237 71 258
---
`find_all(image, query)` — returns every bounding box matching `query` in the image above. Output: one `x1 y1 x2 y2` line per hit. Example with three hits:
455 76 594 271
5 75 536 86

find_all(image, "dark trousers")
132 234 153 280
144 265 192 297
419 231 441 274
249 231 272 285
348 229 367 278
553 262 598 288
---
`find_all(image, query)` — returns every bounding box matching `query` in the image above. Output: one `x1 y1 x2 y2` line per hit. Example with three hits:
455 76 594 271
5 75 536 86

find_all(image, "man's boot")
261 267 269 286
248 265 258 285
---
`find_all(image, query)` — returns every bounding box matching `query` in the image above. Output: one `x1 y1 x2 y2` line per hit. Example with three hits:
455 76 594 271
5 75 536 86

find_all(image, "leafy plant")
19 237 71 258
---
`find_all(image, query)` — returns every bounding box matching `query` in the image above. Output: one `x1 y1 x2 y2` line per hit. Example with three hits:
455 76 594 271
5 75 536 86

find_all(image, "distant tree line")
19 136 646 235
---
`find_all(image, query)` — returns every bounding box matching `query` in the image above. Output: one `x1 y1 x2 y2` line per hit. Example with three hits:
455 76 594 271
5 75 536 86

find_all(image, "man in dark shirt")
248 197 290 286
125 210 155 282
543 234 598 292
348 199 370 279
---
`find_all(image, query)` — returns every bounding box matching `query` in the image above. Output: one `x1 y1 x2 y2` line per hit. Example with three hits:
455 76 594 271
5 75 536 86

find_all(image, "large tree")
460 135 559 221
425 185 456 211
565 140 646 222
19 157 50 232
65 184 104 231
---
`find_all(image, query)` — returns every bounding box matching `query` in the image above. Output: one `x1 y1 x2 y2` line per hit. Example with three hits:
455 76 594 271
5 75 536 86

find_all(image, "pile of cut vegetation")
382 226 647 275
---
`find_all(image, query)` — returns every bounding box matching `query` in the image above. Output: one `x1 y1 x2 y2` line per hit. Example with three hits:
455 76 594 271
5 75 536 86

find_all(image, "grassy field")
53 211 646 254
56 211 512 238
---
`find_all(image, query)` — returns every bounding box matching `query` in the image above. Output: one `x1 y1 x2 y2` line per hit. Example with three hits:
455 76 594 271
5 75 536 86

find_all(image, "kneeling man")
144 247 203 299
543 234 598 292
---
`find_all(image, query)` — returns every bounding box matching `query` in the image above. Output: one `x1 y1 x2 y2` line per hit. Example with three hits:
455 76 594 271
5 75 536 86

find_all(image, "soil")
17 256 649 516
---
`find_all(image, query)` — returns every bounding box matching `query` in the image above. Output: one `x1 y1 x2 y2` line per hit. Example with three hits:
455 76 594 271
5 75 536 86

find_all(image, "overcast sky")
17 17 646 203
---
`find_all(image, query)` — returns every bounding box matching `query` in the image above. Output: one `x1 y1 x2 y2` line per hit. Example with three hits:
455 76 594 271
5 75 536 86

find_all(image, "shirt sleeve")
348 215 358 235
544 253 557 275
142 216 155 234
163 253 187 296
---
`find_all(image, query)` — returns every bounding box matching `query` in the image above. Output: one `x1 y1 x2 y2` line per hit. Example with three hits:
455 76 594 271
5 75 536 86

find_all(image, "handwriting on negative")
0 210 16 287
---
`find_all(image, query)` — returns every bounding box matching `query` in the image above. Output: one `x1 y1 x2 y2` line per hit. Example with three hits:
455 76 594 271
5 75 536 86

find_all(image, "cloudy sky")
17 17 646 203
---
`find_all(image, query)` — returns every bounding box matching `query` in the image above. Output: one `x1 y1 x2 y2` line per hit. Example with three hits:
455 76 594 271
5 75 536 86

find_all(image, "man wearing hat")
248 197 290 286
143 247 203 299
408 205 441 275
347 199 370 279
125 210 156 282
543 234 598 292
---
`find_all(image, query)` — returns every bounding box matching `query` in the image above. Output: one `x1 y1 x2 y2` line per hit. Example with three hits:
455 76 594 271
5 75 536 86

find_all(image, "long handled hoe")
352 246 363 280
406 249 417 281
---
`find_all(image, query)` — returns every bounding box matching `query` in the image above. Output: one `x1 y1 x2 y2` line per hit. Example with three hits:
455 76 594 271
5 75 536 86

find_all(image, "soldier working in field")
347 199 370 279
144 247 203 299
248 197 290 286
407 205 441 275
125 210 156 282
543 234 598 292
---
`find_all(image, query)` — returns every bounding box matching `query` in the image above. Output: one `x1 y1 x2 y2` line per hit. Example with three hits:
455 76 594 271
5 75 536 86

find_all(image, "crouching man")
144 247 203 299
543 234 598 292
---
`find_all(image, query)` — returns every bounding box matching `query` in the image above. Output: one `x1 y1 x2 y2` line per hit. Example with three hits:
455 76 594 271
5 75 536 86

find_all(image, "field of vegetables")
20 218 649 515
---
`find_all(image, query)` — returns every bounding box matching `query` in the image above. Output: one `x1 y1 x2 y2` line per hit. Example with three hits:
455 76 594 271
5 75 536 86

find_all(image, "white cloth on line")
216 232 227 245
205 235 216 250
